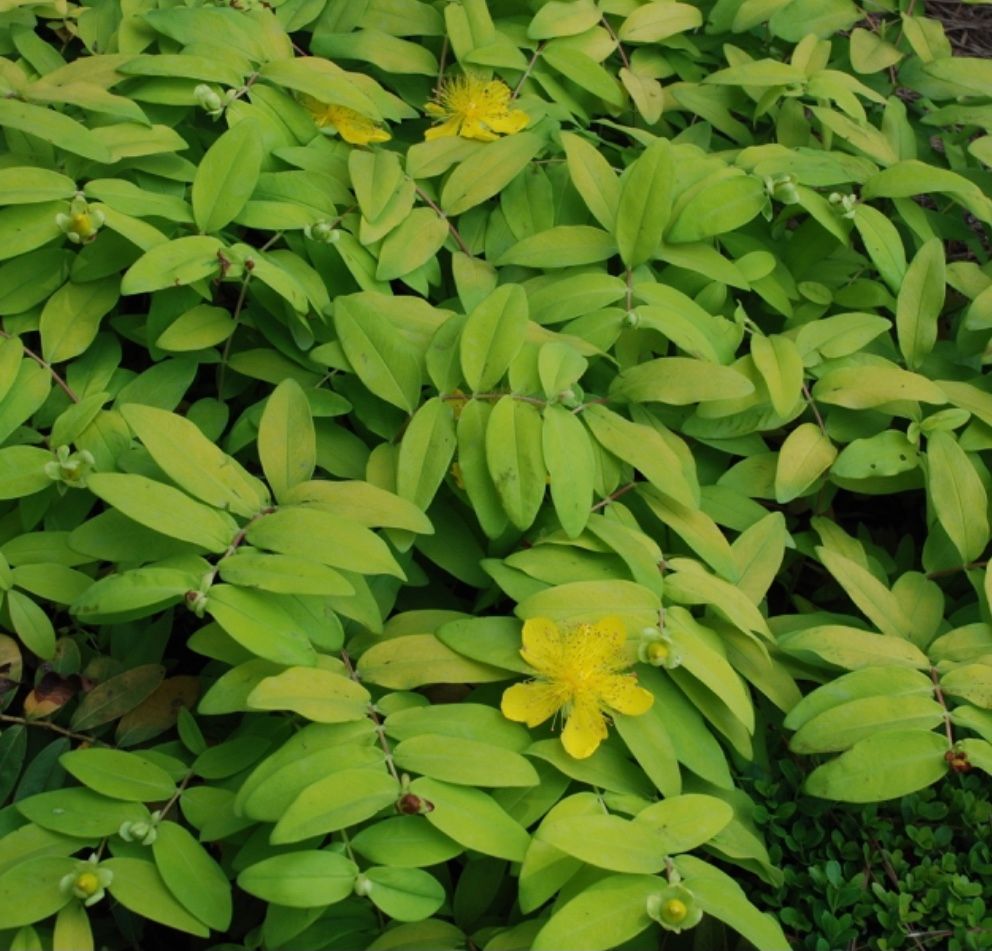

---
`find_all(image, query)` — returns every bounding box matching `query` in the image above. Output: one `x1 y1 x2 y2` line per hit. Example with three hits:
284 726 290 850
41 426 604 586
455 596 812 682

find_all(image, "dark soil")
926 0 992 58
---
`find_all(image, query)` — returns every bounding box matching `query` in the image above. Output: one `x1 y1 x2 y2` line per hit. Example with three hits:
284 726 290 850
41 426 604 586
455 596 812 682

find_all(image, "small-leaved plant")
0 0 991 948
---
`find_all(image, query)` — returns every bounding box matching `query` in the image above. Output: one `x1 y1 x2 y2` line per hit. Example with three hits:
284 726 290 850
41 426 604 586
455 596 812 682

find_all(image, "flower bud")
60 855 113 907
646 884 702 933
637 627 680 669
194 83 226 117
56 198 104 244
353 874 373 897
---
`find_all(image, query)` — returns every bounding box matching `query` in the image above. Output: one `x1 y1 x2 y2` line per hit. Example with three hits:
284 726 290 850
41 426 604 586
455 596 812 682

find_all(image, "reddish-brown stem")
0 330 79 403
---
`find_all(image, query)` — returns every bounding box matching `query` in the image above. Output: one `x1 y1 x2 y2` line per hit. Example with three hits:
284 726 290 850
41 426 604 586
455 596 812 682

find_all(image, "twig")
217 272 252 399
929 666 954 748
925 559 988 579
159 769 195 820
802 381 827 435
413 184 471 256
512 43 544 98
340 649 401 784
591 480 637 512
600 16 630 69
0 712 100 745
0 330 79 403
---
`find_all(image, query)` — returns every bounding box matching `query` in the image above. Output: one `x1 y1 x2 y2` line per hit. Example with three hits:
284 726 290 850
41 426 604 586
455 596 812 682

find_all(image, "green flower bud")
60 855 113 907
353 873 373 897
646 884 702 933
637 626 681 669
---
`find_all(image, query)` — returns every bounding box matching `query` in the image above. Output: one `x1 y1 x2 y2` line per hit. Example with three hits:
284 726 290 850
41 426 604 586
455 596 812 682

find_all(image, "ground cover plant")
1 0 992 947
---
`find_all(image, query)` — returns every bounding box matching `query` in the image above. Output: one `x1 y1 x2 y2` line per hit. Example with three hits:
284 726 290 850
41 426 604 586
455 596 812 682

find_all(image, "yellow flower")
300 95 390 145
501 616 654 759
424 74 528 142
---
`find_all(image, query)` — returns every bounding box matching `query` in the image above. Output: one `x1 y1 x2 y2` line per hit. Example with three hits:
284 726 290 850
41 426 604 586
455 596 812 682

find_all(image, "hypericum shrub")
1 0 991 948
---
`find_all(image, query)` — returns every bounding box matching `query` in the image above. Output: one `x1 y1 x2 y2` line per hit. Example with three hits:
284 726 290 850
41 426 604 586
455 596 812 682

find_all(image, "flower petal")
487 109 528 134
598 673 654 716
568 617 628 670
520 617 565 674
424 115 462 140
501 681 564 728
561 694 608 759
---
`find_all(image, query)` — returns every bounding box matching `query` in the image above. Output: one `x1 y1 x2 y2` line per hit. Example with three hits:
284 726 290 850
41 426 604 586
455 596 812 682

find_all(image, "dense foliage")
747 739 992 951
1 0 992 947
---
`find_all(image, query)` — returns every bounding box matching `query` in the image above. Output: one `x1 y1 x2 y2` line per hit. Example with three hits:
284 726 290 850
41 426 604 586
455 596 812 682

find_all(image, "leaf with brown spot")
116 676 201 747
70 664 165 731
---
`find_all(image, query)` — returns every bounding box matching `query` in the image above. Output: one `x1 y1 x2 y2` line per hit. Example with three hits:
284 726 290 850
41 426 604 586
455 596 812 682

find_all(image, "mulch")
925 0 992 58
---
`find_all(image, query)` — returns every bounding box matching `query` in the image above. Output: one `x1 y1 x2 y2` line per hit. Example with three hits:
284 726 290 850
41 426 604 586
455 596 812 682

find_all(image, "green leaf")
582 405 699 507
537 814 668 873
259 57 380 118
52 899 93 951
460 284 528 392
86 473 237 552
785 666 933 730
896 238 945 369
410 777 530 861
120 404 268 518
816 547 917 641
486 396 545 531
218 551 353 596
619 1 702 42
393 735 539 787
852 204 907 293
258 378 316 502
941 664 992 708
778 625 931 671
667 174 766 243
0 857 75 929
541 47 623 106
927 430 989 563
0 447 53 501
531 874 658 951
396 397 457 511
358 634 510 689
335 296 421 412
542 404 595 538
272 767 400 843
516 579 661 632
238 850 359 908
0 167 76 204
120 236 224 295
774 422 836 504
813 365 947 409
351 817 462 869
804 730 948 802
634 794 734 851
0 99 111 162
246 506 405 579
152 821 232 932
58 749 176 802
16 788 149 837
561 131 620 231
7 590 56 660
456 399 508 538
615 136 672 269
376 208 450 281
612 357 754 405
496 226 617 268
790 695 944 753
246 666 370 722
364 867 445 922
441 133 544 216
155 304 235 352
204 585 318 667
108 858 210 938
